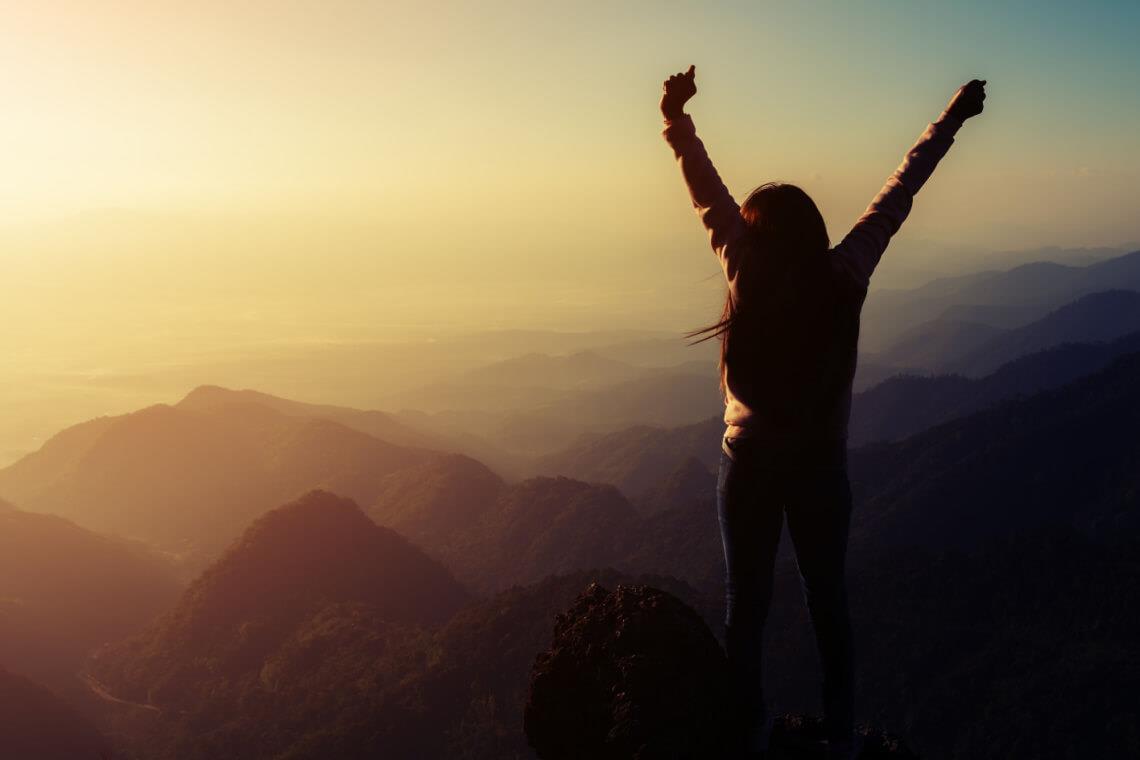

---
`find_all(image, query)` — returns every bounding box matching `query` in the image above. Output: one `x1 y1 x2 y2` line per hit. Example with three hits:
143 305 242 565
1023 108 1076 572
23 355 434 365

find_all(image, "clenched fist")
660 64 697 120
945 79 987 121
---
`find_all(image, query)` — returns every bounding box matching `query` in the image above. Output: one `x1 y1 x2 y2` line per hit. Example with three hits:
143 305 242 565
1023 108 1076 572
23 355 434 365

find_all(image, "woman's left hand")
660 64 697 120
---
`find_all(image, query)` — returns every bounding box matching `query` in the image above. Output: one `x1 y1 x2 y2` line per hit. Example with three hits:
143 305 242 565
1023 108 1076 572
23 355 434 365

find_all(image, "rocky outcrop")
525 582 732 759
525 583 918 759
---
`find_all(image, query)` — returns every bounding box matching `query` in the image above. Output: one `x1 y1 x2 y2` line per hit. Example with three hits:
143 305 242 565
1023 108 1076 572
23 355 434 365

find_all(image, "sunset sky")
2 1 1140 454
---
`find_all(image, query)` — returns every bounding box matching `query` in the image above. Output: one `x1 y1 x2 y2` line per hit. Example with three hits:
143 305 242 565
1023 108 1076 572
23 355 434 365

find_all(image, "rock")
524 583 919 759
524 582 732 759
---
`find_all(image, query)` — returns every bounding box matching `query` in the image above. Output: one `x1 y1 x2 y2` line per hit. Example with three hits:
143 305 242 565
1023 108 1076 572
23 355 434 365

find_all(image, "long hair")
685 182 854 429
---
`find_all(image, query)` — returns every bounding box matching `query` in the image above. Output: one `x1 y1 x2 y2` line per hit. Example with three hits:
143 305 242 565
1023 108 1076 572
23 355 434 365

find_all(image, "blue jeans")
716 434 855 750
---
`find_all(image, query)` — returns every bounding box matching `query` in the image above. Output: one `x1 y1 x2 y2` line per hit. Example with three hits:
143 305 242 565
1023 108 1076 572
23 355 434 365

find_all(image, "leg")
716 437 784 753
783 460 856 749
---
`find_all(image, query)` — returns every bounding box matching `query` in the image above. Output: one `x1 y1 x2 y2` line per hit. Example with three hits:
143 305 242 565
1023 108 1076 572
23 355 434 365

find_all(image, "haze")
2 0 1139 460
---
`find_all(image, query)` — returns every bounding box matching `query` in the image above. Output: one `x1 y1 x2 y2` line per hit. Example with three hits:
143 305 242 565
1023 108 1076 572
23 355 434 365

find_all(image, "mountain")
868 288 1140 377
0 398 435 562
861 248 1140 351
541 328 1140 492
532 417 724 499
634 455 715 515
0 503 181 694
850 330 1140 445
944 289 1140 376
870 242 1133 290
608 349 1140 583
177 384 444 449
86 490 470 712
82 350 1140 759
847 351 1140 551
0 668 111 759
874 319 1006 371
383 350 709 415
535 369 719 428
370 461 642 592
178 384 528 479
90 548 706 760
628 356 1140 758
369 453 505 548
391 366 720 459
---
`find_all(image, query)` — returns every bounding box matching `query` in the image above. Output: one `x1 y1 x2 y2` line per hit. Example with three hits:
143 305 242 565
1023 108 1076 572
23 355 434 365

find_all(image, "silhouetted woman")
660 65 986 759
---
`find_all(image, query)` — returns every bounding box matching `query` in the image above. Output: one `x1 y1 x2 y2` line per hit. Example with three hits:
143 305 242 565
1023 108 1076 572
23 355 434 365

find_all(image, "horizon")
4 2 1140 352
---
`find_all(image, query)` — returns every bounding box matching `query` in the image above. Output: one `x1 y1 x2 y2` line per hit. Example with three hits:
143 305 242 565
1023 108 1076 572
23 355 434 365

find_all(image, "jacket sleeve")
833 111 964 288
662 113 749 289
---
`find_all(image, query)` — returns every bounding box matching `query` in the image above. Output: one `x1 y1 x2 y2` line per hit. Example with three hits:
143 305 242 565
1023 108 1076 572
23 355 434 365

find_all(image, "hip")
721 431 848 469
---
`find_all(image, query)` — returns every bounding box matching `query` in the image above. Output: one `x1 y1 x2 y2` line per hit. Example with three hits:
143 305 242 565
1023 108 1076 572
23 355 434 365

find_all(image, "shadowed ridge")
161 488 471 634
849 348 1140 550
635 454 713 515
0 667 112 759
0 503 181 693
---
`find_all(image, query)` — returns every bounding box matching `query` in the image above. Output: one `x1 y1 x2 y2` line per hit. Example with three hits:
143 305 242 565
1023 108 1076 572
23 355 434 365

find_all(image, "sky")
1 0 1139 453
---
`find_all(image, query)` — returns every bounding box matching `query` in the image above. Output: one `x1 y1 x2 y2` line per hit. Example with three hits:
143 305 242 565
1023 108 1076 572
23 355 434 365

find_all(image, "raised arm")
835 79 987 288
659 65 748 279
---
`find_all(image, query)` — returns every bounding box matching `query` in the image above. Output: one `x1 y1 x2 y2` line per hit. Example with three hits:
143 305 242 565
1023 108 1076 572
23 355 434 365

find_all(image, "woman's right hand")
660 64 697 120
944 79 987 121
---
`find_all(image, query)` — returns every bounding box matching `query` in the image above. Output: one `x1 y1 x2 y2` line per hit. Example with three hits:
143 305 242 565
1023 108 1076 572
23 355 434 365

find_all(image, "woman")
660 65 986 759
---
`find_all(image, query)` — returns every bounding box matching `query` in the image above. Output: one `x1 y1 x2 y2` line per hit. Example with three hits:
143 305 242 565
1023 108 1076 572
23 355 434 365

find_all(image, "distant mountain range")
861 248 1140 351
2 341 1130 758
868 242 1134 290
391 363 720 458
6 290 1136 579
539 324 1140 491
0 397 435 564
874 289 1140 376
7 249 1140 758
83 336 1140 760
850 329 1140 445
